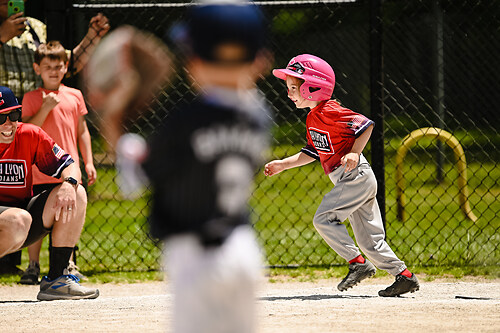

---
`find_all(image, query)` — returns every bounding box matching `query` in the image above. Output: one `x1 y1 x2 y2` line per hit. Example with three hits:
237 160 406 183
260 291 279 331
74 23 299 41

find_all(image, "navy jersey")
143 89 269 245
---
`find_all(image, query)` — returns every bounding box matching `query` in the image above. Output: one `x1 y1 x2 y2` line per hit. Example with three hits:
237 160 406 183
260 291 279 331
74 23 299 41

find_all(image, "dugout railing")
26 0 499 272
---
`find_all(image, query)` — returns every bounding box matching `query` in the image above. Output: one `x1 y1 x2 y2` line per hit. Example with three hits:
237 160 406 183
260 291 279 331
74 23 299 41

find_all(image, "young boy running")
264 54 419 297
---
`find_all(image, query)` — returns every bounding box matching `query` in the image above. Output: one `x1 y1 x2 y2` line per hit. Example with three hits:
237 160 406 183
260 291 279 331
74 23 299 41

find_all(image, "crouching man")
0 86 98 301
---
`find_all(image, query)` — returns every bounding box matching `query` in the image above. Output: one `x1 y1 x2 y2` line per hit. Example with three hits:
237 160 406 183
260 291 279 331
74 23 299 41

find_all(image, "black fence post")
45 0 78 88
369 0 386 228
45 0 72 46
433 0 446 183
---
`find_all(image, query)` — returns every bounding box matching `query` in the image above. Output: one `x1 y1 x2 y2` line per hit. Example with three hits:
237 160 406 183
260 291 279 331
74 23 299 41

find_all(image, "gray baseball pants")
313 154 407 276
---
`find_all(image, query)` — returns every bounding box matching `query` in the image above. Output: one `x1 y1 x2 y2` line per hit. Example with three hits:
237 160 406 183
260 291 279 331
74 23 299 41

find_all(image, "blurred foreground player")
143 2 271 332
85 1 272 331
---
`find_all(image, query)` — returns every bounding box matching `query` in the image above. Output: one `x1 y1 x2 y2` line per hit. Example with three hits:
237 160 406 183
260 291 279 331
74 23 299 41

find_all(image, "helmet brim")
272 68 303 81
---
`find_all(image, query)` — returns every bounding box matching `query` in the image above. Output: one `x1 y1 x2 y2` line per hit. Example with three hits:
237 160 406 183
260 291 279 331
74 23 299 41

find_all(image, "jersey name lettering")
192 125 266 163
0 160 26 186
309 128 333 153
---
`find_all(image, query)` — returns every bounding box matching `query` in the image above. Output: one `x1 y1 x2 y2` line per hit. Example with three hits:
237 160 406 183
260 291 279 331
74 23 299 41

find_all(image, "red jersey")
301 100 374 174
0 123 74 206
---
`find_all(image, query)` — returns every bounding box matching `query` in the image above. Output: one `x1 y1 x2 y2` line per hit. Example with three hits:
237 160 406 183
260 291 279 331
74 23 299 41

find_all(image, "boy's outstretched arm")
264 152 316 177
340 123 374 172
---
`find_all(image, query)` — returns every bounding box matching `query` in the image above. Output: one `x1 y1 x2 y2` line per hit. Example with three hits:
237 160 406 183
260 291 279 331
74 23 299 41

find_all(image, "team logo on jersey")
309 128 333 153
0 160 26 186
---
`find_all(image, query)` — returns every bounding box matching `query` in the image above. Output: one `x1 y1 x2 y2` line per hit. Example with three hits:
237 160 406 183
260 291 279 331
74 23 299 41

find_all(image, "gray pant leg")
313 157 372 261
313 156 406 275
313 175 362 261
348 177 407 276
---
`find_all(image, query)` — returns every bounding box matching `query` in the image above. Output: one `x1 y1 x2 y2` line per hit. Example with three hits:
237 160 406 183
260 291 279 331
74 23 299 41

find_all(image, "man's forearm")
72 37 99 74
61 162 81 183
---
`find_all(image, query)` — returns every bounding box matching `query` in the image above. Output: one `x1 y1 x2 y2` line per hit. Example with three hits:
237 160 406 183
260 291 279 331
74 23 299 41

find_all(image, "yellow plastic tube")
396 127 477 222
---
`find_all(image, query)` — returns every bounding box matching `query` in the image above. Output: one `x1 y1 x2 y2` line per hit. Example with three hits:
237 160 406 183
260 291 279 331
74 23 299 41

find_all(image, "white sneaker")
37 271 99 301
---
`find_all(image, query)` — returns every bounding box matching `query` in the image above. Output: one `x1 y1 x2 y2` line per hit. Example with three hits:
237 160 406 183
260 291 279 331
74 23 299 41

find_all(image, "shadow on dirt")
259 294 377 301
0 300 38 304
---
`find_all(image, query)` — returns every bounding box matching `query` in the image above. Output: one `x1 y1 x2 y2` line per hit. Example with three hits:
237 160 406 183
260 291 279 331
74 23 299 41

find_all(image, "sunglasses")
0 109 22 125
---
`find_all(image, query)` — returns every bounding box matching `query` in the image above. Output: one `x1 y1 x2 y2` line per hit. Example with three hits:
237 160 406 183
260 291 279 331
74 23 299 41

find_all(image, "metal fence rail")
35 0 499 271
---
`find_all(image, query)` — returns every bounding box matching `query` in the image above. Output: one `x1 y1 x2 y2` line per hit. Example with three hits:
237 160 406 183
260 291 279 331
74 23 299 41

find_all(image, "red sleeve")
32 126 74 178
342 109 374 138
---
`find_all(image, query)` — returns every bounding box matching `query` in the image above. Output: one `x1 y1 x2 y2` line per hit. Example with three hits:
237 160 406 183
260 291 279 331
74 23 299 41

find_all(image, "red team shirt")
0 123 73 206
301 100 374 174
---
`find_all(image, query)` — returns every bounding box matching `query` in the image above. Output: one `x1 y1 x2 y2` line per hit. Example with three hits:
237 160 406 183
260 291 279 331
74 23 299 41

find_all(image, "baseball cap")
0 86 21 113
173 0 267 64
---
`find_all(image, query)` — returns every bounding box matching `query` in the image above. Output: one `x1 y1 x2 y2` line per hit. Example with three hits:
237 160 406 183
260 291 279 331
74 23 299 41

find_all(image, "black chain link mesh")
55 1 498 271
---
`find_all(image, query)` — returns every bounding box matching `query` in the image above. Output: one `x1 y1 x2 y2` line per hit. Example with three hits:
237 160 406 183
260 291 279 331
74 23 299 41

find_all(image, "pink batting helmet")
273 54 335 101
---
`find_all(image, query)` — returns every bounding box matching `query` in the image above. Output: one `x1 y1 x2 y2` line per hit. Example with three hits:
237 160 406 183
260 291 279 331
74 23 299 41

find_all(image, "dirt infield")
0 276 499 332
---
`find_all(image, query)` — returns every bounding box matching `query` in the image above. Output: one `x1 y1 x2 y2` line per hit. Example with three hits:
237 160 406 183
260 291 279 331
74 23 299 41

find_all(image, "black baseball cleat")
337 260 377 291
19 261 40 285
378 273 420 297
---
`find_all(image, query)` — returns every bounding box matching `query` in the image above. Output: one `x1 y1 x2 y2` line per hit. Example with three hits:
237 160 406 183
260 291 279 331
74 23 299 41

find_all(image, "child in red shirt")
264 54 419 297
20 41 96 284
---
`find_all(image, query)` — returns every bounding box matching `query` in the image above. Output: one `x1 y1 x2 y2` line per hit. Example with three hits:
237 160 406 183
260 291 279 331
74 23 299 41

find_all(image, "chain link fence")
40 0 499 272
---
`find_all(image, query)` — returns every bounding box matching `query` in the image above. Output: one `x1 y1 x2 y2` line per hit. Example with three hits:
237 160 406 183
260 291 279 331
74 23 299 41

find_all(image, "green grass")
3 129 498 280
252 137 499 268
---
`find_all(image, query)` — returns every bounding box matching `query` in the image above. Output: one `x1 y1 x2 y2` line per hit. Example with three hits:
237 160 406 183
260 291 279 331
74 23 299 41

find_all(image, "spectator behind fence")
18 41 97 285
0 3 109 100
0 2 108 274
0 86 98 301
